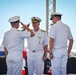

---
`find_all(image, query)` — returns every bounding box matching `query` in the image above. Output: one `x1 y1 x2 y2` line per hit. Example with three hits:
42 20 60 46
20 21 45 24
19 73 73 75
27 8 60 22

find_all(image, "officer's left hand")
42 55 47 61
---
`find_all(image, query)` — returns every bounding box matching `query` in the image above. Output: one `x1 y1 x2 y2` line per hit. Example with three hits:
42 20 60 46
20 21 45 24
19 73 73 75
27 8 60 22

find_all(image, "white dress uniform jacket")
49 21 73 75
2 28 30 75
27 29 48 75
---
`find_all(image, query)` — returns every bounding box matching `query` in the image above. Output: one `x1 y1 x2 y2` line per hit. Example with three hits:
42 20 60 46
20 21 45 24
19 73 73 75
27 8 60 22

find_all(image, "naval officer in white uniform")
2 16 34 75
49 12 74 75
27 17 48 75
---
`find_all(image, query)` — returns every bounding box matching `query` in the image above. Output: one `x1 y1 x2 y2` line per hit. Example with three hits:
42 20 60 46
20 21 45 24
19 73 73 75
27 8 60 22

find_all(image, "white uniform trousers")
6 51 23 75
51 48 68 75
6 59 23 75
27 52 44 75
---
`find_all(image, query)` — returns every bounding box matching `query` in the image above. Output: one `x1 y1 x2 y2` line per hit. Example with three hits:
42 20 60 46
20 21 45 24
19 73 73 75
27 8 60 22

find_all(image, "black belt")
32 50 35 52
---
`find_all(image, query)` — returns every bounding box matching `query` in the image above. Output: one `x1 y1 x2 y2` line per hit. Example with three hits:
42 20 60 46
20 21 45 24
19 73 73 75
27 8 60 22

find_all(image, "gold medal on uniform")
38 36 42 44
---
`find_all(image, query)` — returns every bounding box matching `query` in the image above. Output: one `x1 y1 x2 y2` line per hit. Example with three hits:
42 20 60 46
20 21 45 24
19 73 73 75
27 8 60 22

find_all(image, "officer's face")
32 22 40 30
52 17 57 24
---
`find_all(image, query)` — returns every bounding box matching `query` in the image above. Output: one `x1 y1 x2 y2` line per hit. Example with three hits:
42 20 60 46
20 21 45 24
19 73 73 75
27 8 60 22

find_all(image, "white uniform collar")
56 20 62 24
33 29 41 33
11 28 17 30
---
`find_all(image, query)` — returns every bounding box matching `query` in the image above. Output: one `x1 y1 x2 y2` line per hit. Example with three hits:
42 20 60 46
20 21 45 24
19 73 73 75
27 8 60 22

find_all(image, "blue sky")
0 0 76 50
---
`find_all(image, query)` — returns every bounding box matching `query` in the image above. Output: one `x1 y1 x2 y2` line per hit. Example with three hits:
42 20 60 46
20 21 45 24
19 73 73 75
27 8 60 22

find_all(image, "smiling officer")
27 17 48 75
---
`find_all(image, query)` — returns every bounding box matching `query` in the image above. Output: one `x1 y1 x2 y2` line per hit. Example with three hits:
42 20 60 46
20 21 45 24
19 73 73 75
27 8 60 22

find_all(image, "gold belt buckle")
32 50 35 52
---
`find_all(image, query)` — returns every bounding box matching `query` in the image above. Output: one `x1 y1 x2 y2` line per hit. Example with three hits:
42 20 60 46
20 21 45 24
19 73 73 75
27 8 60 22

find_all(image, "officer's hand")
27 23 30 27
20 22 28 30
68 54 70 58
67 50 71 58
49 53 53 59
20 22 35 37
42 55 47 61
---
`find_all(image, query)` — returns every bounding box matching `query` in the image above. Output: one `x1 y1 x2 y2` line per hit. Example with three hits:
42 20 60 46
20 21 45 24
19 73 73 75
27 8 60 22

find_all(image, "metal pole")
53 0 56 12
46 0 56 34
46 0 49 34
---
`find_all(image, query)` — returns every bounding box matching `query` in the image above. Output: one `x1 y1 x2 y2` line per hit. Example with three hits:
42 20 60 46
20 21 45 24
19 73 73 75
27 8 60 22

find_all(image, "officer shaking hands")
2 16 34 75
27 17 48 75
49 12 74 75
